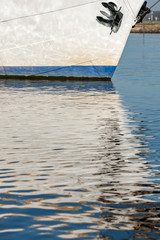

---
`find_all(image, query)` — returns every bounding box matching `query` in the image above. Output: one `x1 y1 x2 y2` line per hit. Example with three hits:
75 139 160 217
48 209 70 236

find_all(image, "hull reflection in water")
0 80 159 240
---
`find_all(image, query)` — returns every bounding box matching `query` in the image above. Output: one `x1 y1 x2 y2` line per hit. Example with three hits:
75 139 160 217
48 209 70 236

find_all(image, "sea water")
0 34 160 240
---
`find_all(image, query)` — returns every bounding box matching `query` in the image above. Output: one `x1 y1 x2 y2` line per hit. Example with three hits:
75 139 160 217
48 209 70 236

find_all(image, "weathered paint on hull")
0 66 116 80
0 0 145 79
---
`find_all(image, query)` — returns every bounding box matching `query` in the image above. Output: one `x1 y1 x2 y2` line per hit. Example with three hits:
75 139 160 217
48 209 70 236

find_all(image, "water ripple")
0 80 160 239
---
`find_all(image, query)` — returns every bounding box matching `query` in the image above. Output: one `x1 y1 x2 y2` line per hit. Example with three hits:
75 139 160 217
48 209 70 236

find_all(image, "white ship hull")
0 0 145 79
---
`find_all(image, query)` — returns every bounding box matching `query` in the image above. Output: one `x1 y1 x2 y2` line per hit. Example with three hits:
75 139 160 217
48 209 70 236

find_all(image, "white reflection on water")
0 80 159 240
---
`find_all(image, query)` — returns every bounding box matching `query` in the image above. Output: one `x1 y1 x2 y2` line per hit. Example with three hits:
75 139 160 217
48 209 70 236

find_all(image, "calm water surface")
0 34 160 239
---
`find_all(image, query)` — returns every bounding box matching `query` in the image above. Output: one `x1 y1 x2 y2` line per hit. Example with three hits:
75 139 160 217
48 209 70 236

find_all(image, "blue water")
0 34 160 240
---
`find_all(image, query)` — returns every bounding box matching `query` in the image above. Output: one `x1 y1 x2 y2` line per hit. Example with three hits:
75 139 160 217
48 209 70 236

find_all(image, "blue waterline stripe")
0 66 116 78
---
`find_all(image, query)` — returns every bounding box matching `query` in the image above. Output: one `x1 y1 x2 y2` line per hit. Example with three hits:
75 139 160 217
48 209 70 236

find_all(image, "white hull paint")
0 0 145 79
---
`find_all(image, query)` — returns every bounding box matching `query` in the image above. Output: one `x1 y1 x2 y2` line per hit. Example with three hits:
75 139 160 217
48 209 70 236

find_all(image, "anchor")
96 2 123 34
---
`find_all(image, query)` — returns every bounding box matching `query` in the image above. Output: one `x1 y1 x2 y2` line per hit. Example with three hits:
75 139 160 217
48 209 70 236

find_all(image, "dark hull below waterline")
0 75 112 81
